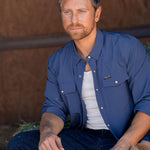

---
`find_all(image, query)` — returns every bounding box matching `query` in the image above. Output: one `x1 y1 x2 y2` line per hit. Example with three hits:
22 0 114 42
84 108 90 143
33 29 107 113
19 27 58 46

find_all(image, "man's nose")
71 13 78 24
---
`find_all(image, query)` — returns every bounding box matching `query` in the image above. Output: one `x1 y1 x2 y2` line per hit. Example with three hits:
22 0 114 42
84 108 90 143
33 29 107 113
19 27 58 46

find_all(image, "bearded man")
8 0 150 150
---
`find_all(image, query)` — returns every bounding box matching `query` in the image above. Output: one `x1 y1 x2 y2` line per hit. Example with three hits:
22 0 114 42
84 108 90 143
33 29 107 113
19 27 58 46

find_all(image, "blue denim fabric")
7 129 117 150
7 130 40 150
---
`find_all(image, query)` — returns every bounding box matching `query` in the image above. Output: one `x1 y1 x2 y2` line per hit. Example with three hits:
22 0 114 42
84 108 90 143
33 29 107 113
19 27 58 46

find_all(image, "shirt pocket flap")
103 73 129 87
59 84 76 95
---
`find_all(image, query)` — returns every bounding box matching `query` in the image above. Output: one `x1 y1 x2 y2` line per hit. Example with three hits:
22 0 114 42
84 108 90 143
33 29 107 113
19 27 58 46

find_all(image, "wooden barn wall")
0 0 150 125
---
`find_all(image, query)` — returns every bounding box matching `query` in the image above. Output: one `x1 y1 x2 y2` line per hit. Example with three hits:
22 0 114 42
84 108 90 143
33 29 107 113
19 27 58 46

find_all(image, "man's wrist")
117 137 133 148
40 127 54 136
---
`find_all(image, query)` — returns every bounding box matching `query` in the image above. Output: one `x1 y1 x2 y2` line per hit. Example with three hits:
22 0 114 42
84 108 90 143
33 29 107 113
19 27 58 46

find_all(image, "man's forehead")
59 0 100 4
60 0 91 4
60 0 92 8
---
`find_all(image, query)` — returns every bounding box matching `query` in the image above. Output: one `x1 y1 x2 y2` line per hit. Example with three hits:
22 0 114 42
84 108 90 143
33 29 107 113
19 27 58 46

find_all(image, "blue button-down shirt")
42 29 150 140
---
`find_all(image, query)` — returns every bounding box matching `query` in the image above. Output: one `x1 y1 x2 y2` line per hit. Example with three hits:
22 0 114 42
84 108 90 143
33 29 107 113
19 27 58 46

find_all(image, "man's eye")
64 11 71 14
79 10 86 13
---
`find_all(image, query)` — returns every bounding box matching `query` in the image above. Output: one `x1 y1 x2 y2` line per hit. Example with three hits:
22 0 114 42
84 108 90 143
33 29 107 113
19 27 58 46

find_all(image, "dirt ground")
0 126 18 150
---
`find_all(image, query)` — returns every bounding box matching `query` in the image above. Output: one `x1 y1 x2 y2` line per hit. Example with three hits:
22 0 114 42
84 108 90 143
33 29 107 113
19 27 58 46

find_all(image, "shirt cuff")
42 107 66 123
134 100 150 115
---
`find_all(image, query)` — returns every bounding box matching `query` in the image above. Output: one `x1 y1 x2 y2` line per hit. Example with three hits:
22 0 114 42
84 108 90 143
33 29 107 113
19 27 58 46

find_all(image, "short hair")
58 0 100 10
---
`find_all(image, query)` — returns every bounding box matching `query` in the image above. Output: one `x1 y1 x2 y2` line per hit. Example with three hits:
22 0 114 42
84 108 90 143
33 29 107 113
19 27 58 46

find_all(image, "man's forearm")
111 111 150 150
120 111 150 145
39 113 65 149
40 112 64 135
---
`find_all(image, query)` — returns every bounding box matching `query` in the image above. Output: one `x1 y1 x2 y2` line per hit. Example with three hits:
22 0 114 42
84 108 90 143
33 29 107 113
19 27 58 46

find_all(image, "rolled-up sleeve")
127 39 150 115
42 56 68 122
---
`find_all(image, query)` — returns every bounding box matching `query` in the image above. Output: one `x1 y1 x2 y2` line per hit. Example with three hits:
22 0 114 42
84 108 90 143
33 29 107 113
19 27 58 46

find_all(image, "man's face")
60 0 101 40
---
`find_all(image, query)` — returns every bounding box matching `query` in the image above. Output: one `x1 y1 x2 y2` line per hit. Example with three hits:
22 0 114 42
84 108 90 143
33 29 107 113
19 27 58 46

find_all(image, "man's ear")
95 6 102 22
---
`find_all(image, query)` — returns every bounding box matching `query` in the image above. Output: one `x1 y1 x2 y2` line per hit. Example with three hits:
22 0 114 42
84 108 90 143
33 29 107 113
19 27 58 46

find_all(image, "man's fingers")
56 137 64 150
43 138 52 150
39 132 63 150
39 141 50 150
47 136 60 150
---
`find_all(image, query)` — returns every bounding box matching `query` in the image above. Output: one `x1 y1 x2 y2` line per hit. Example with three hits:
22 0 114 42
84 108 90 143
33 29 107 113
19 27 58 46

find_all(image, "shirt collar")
71 28 104 64
88 28 103 60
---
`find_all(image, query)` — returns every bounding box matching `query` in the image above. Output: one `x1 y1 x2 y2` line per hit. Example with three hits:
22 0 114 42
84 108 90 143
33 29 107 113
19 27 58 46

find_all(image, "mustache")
67 24 84 29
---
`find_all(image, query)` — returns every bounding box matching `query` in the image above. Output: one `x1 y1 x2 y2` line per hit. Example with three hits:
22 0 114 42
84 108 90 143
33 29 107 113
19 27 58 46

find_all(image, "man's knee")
7 133 23 150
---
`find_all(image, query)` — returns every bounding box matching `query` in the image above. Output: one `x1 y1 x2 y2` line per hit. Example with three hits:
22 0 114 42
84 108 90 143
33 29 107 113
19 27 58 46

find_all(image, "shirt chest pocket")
103 72 129 88
60 84 82 114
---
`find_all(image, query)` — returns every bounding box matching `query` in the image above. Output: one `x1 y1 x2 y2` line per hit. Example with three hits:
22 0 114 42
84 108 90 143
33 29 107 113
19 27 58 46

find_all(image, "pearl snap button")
88 56 91 59
115 81 118 84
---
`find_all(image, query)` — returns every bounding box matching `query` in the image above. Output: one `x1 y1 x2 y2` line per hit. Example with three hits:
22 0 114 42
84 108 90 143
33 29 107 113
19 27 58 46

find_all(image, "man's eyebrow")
62 8 89 11
61 8 71 12
78 8 89 10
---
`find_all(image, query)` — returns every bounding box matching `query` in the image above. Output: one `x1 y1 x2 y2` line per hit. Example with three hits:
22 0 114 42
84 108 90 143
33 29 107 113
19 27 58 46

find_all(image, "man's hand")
110 139 131 150
39 131 64 150
39 113 65 150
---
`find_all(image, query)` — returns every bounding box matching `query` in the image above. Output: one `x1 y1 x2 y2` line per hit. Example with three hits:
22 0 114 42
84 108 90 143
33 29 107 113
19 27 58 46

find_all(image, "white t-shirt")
82 71 108 130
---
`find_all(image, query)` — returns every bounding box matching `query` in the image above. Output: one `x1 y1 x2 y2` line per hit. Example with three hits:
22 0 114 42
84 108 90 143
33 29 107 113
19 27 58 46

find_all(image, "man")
8 0 150 149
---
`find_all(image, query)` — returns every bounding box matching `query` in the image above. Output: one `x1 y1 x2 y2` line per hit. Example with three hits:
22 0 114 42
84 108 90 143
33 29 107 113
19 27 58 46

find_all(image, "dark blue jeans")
7 129 117 150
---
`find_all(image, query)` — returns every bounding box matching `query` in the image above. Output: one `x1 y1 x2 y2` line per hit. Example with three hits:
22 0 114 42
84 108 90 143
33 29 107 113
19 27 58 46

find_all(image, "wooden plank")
0 26 150 50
